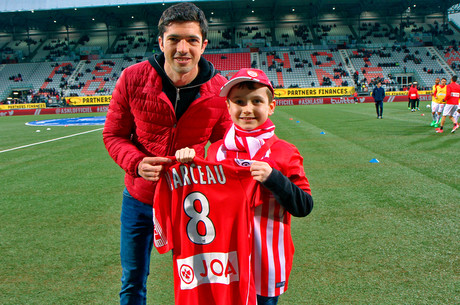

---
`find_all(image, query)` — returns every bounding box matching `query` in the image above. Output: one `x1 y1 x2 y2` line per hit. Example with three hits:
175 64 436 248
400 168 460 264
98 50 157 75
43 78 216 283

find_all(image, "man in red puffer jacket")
103 3 231 304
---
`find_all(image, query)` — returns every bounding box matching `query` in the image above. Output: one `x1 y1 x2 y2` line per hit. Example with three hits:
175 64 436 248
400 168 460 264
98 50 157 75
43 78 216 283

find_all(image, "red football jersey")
153 158 258 305
445 81 460 105
207 136 312 297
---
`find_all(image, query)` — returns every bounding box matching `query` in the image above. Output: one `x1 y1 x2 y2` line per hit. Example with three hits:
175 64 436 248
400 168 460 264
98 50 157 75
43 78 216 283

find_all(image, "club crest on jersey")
179 264 195 285
165 163 227 190
234 159 254 167
177 251 239 290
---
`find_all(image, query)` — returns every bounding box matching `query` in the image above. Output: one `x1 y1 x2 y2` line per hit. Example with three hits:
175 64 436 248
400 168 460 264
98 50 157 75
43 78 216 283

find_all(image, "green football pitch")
0 101 458 304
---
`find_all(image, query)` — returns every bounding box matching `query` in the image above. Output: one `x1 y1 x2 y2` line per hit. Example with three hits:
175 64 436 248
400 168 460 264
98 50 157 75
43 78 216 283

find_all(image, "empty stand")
234 25 272 48
316 22 352 45
348 46 451 89
32 36 76 62
113 31 149 57
203 53 252 71
259 50 353 88
275 25 313 47
2 18 460 102
207 28 234 49
65 58 126 96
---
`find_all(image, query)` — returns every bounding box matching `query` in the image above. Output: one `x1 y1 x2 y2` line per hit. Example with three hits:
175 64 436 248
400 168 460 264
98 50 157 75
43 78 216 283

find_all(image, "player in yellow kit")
432 78 447 128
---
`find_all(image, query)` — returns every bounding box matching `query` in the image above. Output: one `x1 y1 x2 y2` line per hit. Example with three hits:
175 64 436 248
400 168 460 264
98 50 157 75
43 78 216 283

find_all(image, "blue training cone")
369 158 379 163
320 131 325 135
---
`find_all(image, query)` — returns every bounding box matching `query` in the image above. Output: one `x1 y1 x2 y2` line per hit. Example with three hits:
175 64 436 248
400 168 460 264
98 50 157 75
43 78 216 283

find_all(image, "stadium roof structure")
0 0 458 33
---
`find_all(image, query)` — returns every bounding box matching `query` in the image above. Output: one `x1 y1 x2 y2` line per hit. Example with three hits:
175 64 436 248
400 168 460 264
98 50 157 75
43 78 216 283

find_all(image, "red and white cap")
219 68 274 97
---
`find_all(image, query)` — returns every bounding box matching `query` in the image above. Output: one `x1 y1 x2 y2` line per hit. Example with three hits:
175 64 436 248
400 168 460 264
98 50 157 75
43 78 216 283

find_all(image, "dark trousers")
375 100 383 117
409 99 417 110
257 295 280 305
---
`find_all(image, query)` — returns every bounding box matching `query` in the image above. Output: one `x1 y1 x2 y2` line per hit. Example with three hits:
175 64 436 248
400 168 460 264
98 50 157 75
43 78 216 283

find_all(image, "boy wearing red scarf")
176 68 314 305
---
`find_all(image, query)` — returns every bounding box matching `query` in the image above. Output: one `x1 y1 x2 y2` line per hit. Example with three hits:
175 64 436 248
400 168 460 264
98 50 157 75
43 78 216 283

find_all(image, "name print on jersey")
164 163 227 190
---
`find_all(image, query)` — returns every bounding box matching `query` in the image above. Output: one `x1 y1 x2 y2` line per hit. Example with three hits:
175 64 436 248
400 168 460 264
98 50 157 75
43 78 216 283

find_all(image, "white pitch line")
0 127 104 154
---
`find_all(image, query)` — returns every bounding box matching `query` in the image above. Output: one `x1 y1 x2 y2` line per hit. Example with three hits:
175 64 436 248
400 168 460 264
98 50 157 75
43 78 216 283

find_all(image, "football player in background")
436 76 460 133
432 78 447 128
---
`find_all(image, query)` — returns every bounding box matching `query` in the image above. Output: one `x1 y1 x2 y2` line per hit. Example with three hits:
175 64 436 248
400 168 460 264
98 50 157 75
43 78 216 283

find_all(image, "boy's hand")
250 161 273 183
175 147 196 163
138 157 172 182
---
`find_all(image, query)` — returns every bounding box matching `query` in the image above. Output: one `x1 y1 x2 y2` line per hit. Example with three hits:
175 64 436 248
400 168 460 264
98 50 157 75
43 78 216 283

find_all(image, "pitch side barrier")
0 89 433 116
274 88 433 106
0 106 109 117
276 94 433 106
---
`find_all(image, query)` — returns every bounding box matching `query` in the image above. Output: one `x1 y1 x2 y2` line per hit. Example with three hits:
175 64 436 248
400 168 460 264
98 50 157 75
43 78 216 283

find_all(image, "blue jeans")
120 188 154 305
257 295 279 305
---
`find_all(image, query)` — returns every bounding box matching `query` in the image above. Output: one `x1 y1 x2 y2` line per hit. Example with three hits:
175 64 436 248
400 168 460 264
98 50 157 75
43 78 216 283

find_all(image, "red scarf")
216 119 275 162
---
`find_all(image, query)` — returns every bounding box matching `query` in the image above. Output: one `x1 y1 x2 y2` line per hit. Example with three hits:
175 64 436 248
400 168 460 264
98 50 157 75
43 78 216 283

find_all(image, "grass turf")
0 102 458 304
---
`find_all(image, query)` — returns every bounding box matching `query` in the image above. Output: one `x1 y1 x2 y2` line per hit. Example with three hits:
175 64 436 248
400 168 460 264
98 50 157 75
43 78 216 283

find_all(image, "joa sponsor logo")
177 252 239 290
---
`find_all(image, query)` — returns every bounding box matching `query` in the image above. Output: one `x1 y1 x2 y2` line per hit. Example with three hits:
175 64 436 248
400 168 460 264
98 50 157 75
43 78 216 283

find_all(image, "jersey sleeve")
264 144 313 217
284 146 311 195
445 84 451 100
153 174 174 254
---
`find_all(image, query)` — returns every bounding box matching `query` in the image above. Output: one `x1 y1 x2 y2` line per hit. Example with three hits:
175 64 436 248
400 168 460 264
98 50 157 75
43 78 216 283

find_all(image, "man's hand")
137 157 172 182
250 161 273 183
175 147 196 163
